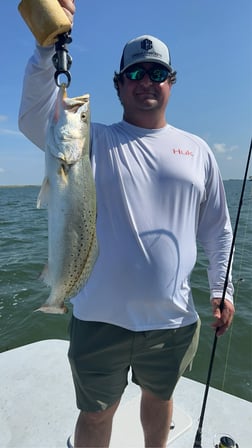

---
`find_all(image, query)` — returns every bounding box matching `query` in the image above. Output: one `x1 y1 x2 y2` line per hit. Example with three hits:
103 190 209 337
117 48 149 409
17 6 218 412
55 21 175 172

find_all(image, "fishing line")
221 279 242 393
221 186 252 392
193 138 252 448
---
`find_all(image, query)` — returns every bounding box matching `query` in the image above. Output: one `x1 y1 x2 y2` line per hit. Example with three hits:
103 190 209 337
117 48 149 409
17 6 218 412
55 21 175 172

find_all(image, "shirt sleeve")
18 43 58 150
197 147 234 303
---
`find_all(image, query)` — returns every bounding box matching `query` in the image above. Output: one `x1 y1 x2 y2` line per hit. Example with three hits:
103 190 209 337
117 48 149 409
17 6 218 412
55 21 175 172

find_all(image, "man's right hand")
58 0 75 24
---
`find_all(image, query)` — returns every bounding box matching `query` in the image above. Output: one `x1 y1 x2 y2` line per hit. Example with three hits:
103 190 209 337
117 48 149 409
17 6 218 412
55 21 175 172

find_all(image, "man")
19 1 235 447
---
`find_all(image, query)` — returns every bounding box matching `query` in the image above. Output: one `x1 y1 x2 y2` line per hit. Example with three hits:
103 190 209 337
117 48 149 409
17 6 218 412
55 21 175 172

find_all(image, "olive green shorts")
68 317 201 412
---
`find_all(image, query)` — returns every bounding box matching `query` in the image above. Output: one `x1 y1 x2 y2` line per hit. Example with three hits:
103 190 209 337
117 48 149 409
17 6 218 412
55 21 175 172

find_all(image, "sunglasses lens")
150 67 169 82
125 68 145 81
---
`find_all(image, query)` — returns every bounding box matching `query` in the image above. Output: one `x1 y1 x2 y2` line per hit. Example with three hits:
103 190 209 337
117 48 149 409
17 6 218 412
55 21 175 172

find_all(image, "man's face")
118 63 172 121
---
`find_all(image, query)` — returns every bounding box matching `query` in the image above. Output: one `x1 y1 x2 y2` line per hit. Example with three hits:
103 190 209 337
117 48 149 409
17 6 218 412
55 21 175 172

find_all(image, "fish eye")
80 112 87 121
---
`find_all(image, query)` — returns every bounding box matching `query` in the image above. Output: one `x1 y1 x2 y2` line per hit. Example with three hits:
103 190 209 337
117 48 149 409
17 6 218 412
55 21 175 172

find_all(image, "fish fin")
38 264 50 286
34 304 68 314
37 177 49 209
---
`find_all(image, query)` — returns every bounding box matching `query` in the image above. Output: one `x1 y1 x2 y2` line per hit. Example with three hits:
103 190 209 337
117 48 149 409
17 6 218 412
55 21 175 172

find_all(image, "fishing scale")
18 0 73 87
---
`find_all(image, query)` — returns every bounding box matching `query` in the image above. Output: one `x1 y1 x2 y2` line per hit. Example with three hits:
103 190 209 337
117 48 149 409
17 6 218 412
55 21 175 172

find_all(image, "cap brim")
121 58 172 73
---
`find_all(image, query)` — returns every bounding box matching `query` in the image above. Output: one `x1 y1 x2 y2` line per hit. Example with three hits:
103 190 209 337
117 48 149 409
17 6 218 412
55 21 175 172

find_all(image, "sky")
0 0 251 185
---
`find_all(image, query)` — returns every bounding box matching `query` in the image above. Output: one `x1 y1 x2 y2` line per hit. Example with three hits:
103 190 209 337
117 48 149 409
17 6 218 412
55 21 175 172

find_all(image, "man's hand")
58 0 75 24
211 298 235 336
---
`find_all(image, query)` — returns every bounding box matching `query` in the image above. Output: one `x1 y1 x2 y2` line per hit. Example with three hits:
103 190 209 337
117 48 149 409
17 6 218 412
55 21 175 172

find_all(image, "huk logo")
141 39 153 51
173 148 194 157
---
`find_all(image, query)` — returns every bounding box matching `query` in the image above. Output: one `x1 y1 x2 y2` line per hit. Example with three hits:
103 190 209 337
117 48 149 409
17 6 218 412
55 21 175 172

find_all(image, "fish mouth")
58 85 90 112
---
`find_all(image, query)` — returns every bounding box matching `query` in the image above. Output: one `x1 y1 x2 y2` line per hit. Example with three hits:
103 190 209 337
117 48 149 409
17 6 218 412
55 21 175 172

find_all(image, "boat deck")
1 339 250 447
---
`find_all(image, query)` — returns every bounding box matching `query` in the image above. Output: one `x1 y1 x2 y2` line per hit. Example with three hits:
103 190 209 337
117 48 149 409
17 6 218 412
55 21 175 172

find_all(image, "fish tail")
34 304 68 314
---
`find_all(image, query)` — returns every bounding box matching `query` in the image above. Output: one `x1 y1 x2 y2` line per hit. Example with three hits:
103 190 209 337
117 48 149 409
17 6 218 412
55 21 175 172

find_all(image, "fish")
36 85 98 314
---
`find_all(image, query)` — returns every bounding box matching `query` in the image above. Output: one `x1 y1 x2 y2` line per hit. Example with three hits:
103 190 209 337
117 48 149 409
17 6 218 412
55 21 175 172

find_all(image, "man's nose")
139 73 153 85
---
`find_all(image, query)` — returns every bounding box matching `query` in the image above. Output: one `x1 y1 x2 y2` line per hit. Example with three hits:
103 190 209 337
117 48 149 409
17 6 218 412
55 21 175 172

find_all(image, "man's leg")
132 321 201 447
68 318 132 447
140 389 173 448
74 400 120 448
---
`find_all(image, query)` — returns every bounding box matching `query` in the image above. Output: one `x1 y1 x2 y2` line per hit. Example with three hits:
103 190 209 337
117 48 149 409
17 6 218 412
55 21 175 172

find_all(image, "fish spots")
37 92 97 314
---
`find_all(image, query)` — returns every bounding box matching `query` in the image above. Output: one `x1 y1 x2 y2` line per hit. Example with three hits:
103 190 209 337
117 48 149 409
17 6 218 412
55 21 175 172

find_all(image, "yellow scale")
18 0 71 47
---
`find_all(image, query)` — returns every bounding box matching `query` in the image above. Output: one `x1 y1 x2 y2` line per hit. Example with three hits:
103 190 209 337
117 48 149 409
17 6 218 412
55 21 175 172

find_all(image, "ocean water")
0 181 251 402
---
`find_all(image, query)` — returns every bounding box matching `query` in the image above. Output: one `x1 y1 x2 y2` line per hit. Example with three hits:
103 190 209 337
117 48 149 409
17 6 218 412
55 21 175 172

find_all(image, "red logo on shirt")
172 148 193 157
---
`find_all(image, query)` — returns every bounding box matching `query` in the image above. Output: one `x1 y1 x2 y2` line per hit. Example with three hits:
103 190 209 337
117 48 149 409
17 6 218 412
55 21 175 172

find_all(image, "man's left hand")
211 298 235 336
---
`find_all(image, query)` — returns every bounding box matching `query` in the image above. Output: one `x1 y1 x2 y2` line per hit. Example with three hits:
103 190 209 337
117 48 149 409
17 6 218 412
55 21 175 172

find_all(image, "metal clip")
52 32 72 88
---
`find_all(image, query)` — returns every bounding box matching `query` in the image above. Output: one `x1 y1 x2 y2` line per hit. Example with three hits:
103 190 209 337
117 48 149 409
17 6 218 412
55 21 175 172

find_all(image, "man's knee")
77 399 120 425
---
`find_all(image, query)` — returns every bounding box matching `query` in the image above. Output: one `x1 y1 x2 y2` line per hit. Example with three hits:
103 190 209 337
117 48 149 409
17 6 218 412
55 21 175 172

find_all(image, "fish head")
48 86 90 165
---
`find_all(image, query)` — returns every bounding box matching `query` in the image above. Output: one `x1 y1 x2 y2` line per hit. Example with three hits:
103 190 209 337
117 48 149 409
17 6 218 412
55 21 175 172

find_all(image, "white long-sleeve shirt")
19 45 234 331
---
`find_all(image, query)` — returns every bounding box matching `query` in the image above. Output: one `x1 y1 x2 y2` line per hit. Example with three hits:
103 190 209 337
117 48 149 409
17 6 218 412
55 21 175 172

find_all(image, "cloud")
213 143 238 159
0 128 21 136
0 114 21 135
213 143 227 153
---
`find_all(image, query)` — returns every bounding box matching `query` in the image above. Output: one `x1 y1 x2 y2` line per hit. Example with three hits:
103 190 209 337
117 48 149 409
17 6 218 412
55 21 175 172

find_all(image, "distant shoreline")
0 179 246 188
0 185 40 188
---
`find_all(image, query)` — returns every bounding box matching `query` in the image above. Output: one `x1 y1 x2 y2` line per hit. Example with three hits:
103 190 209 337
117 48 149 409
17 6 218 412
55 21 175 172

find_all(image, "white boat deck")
0 339 251 447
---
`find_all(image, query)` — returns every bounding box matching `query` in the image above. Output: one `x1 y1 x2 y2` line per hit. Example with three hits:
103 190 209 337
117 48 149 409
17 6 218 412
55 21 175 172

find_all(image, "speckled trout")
37 86 98 313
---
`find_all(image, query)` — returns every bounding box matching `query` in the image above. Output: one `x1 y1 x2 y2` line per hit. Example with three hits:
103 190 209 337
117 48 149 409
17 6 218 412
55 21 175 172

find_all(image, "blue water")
0 181 251 401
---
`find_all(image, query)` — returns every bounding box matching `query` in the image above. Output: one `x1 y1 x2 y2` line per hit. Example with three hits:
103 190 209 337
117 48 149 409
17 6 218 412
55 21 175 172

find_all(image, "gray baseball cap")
120 35 172 73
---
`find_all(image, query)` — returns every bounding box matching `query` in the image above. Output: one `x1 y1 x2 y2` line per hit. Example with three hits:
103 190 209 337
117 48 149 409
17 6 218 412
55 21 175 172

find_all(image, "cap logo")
141 39 153 51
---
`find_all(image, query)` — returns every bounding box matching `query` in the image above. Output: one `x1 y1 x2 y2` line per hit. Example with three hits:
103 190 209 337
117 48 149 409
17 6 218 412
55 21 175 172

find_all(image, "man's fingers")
211 298 235 336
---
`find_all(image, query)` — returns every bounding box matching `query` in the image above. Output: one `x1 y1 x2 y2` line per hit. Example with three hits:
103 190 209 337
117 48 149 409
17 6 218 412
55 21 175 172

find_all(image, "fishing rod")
193 138 252 448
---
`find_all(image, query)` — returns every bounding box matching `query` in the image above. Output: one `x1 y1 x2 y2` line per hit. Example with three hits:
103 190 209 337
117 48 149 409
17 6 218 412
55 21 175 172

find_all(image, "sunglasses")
124 65 170 83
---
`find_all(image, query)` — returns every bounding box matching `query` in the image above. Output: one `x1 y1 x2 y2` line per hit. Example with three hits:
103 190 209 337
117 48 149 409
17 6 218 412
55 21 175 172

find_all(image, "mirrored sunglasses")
125 65 170 83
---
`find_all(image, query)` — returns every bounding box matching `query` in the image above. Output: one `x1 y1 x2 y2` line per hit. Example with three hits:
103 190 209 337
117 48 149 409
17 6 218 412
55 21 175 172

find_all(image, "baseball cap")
119 35 172 73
